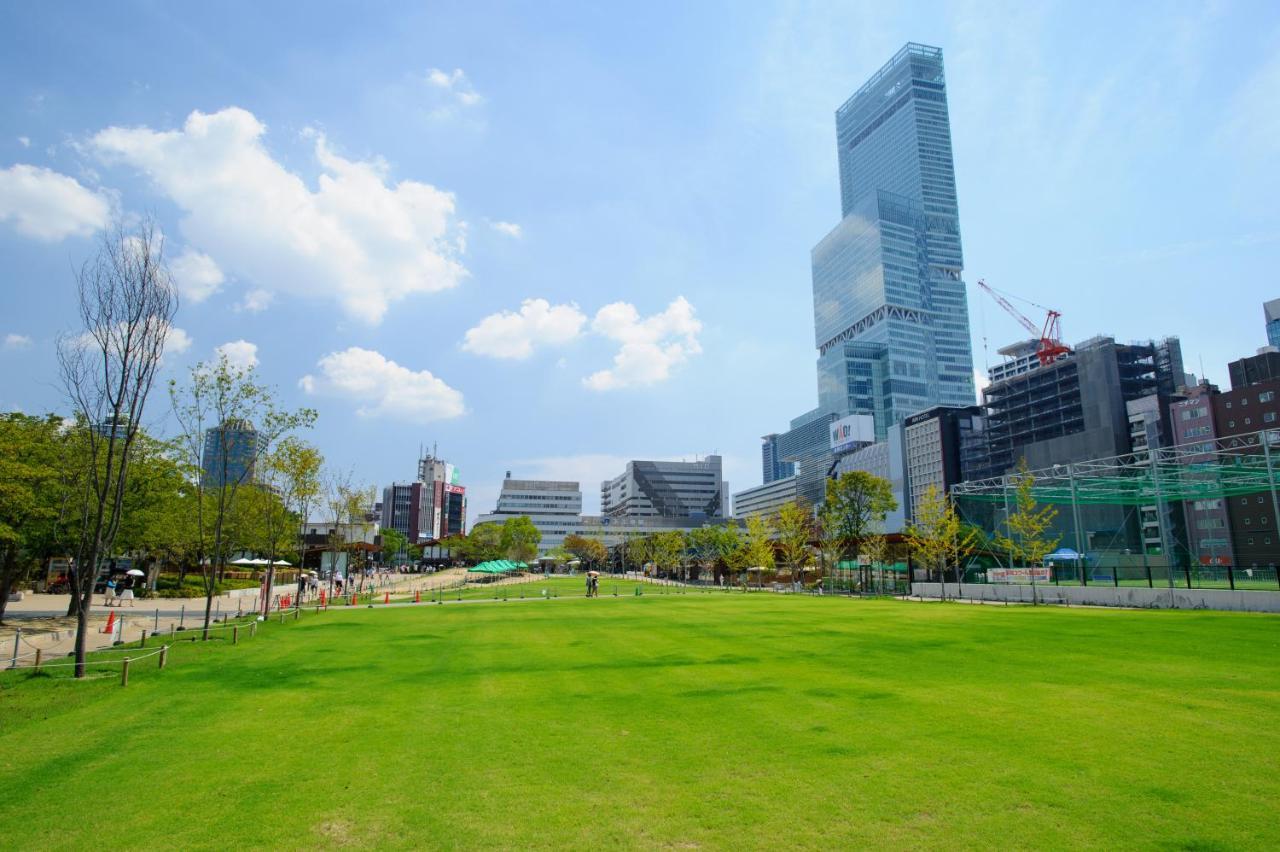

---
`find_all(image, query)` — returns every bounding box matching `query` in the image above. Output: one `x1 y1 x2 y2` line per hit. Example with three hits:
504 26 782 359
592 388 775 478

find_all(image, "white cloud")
17 136 30 148
169 248 224 303
4 333 32 350
237 288 274 313
461 298 586 360
90 107 467 323
425 68 483 107
166 327 193 355
0 163 110 241
300 347 464 423
583 296 702 391
490 220 522 238
215 339 258 369
974 368 990 397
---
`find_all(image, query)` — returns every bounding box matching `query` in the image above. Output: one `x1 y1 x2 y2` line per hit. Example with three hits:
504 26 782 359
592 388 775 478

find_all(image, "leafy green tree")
905 485 978 599
500 516 541 564
741 515 776 587
261 437 323 604
380 527 408 566
648 530 686 579
0 414 65 622
624 534 652 574
995 460 1060 603
455 523 503 563
819 471 897 588
170 354 316 633
686 524 739 583
563 533 608 569
772 500 813 585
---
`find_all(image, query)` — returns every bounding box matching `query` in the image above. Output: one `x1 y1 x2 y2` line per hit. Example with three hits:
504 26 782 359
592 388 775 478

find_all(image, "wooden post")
34 648 43 672
121 657 131 687
233 626 239 645
140 630 147 648
159 645 168 669
251 621 257 638
170 622 176 638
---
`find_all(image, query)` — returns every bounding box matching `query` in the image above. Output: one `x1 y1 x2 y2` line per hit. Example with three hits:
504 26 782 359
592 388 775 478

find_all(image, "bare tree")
57 218 177 677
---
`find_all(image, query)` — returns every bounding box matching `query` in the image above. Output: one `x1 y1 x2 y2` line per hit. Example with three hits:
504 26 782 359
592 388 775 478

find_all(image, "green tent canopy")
466 560 528 574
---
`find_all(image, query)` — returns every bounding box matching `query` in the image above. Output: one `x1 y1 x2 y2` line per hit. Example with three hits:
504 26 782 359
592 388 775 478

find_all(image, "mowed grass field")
2 590 1278 850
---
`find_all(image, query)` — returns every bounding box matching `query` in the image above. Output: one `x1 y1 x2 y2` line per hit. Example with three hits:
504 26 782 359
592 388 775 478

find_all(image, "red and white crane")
976 279 1071 367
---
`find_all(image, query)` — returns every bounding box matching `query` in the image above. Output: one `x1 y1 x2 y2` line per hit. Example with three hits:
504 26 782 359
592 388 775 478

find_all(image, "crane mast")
976 279 1071 367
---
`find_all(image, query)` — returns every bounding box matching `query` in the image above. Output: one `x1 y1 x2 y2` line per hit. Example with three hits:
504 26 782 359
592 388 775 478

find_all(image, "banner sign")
987 567 1051 584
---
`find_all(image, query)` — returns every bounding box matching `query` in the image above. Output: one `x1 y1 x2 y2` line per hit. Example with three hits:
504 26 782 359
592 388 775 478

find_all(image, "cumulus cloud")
166 327 193 355
169 248 224 303
300 347 464 423
4 333 33 350
583 296 702 391
90 107 467 323
425 68 483 106
237 288 274 313
461 298 586 360
0 163 110 241
215 339 258 369
17 136 30 148
490 220 522 238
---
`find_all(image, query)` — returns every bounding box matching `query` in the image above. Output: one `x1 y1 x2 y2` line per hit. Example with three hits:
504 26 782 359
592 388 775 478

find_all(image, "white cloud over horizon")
583 296 702 391
425 67 483 107
300 346 464 423
0 163 110 241
165 327 193 355
461 298 587 360
215 339 257 369
4 333 33 350
90 107 467 323
490 220 522 238
237 288 273 313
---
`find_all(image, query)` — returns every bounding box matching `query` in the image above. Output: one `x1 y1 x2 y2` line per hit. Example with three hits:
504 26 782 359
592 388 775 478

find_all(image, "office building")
812 43 976 438
761 433 797 484
1266 299 1280 349
733 476 799 520
475 474 583 554
1169 383 1232 567
381 482 431 546
201 418 267 488
1229 349 1280 389
601 456 728 519
764 409 839 508
1214 352 1280 570
901 405 984 518
831 430 908 533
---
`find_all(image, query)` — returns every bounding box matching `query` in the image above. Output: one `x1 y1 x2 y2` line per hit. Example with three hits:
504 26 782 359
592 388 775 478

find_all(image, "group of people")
584 573 600 597
102 577 136 607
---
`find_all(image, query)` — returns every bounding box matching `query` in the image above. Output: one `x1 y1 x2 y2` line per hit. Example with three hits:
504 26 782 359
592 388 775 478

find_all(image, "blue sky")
2 1 1278 521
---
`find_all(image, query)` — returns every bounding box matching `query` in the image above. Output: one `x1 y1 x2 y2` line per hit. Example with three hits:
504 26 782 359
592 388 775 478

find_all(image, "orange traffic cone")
414 589 421 603
384 592 390 605
102 610 116 635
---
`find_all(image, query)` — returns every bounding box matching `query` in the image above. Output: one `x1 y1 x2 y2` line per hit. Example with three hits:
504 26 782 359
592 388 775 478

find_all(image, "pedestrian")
104 577 117 607
591 575 599 597
119 579 136 607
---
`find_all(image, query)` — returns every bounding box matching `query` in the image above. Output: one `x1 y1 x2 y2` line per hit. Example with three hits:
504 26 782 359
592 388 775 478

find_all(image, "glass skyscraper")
812 43 975 438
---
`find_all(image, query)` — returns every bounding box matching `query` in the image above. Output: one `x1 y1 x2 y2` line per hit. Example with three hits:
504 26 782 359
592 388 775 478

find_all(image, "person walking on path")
103 577 117 607
118 580 135 607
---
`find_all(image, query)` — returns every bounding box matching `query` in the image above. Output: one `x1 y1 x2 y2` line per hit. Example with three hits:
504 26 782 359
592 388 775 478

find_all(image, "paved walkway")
1 570 467 663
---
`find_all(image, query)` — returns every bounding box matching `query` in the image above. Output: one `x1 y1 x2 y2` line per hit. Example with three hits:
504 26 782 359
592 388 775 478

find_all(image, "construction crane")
976 279 1071 367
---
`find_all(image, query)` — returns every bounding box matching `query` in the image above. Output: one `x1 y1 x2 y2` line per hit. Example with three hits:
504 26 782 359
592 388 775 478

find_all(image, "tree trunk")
0 545 17 624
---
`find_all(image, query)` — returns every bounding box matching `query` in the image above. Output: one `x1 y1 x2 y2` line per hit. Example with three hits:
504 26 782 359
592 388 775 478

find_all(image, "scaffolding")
950 428 1280 591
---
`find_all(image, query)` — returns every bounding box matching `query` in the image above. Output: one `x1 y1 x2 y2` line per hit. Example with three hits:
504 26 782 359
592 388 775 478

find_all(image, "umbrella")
587 570 600 577
125 568 145 577
230 557 257 566
270 559 292 566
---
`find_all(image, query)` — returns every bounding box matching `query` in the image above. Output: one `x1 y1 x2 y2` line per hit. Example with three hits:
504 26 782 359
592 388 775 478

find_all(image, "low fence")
949 562 1280 593
911 581 1280 613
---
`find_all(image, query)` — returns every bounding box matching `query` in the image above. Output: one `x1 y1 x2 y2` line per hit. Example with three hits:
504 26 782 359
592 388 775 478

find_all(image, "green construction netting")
835 561 908 572
466 560 528 574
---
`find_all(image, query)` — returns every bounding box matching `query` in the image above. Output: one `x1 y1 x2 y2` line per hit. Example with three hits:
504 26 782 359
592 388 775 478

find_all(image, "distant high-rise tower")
201 419 267 488
1264 299 1280 349
812 43 976 438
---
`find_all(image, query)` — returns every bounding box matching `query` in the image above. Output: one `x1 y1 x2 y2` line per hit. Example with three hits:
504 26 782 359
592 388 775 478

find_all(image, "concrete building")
1127 393 1186 558
1214 352 1280 571
901 405 984 518
201 418 267 488
578 514 737 555
761 409 838 508
601 456 728 520
831 431 908 533
1169 383 1232 567
732 476 799 520
475 474 583 554
761 433 796 484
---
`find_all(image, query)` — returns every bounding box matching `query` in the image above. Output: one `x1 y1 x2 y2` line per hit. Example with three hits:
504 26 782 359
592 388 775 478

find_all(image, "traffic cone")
102 610 116 634
414 589 420 603
384 592 390 605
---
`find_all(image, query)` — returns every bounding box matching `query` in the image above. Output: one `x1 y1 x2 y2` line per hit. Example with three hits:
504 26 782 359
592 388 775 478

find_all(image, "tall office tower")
201 418 268 487
475 474 583 554
812 43 976 438
761 433 797 484
1265 299 1280 349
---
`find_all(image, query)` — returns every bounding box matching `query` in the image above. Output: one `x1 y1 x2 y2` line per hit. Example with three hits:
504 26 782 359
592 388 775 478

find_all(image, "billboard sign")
987 567 1052 584
830 414 875 455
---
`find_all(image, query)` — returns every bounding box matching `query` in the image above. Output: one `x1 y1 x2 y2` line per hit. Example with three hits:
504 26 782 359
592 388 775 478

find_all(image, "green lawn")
2 594 1278 849
380 573 657 603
